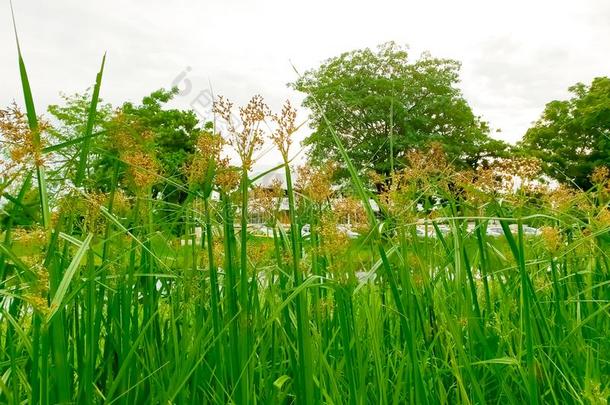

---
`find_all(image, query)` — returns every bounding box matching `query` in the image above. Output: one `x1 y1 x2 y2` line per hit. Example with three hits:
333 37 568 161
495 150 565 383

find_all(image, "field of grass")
2 20 610 405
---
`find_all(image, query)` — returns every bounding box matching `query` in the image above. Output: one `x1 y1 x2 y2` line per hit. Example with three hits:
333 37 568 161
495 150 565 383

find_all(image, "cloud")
2 0 609 154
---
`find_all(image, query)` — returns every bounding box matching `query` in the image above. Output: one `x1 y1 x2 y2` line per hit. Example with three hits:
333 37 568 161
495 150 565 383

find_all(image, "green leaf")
470 357 520 366
42 130 106 154
10 1 50 229
201 158 216 199
75 54 106 186
273 375 291 390
46 233 93 323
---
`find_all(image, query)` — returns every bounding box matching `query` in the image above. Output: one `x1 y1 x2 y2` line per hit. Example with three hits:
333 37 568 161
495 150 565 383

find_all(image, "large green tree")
47 91 114 184
49 88 202 194
291 42 506 177
99 88 203 234
114 88 202 193
48 88 203 233
121 88 201 180
519 76 610 189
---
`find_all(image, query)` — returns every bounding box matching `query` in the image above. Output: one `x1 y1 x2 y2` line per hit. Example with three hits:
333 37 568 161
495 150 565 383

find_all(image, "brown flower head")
403 142 449 180
0 103 49 168
333 196 368 232
185 131 224 187
297 163 335 205
213 95 269 171
270 100 297 160
123 150 160 192
215 158 240 193
591 166 610 195
251 179 284 220
107 111 159 193
540 226 563 253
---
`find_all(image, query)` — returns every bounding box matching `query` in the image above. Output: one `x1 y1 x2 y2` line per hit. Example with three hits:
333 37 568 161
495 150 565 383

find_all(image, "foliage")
47 91 114 181
519 76 610 189
121 88 201 181
0 187 41 227
291 41 507 177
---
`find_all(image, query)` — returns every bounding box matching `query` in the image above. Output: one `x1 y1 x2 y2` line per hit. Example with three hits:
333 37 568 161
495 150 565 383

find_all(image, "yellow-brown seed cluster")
213 95 268 171
591 166 610 197
185 132 224 186
270 100 297 160
317 212 350 279
82 191 108 231
111 189 133 218
215 164 241 193
473 165 510 195
497 157 541 181
107 111 159 192
590 166 609 185
403 142 450 181
0 103 49 170
297 163 335 204
371 143 452 217
11 227 47 248
540 226 563 253
453 157 544 207
123 151 160 192
24 293 50 316
106 111 151 151
545 185 576 212
250 179 283 220
247 242 273 271
22 258 51 316
333 196 368 231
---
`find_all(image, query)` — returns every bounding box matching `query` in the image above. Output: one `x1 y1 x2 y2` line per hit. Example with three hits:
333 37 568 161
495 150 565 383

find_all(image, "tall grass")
1 22 610 405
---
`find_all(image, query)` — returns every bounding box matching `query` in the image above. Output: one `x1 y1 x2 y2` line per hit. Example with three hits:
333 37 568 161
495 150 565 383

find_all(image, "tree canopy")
291 42 506 177
519 76 610 189
46 88 204 233
47 91 114 184
48 88 202 195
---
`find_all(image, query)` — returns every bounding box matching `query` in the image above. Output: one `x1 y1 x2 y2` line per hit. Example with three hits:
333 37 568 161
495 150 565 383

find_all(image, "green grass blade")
75 53 106 186
45 233 93 323
10 1 51 229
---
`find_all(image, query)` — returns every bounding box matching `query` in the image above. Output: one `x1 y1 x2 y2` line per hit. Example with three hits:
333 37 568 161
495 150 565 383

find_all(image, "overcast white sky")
2 0 609 168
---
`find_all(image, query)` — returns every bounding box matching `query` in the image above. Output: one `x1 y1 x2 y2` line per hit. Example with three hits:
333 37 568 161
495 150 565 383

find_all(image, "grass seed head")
215 159 241 193
270 100 297 160
540 226 563 254
214 95 269 170
591 165 609 185
0 103 49 168
297 163 335 204
185 131 224 187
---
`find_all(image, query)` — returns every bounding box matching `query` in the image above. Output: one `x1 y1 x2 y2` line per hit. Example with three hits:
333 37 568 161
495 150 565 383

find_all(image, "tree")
291 42 506 178
101 88 203 232
47 91 114 184
519 77 610 189
120 88 202 184
48 88 204 233
49 88 202 193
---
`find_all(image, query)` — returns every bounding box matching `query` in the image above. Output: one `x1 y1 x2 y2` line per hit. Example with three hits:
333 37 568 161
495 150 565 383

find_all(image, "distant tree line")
3 42 608 228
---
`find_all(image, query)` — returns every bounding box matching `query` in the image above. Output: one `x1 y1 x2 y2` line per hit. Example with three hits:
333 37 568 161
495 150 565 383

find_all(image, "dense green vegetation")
518 76 610 190
2 21 610 405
